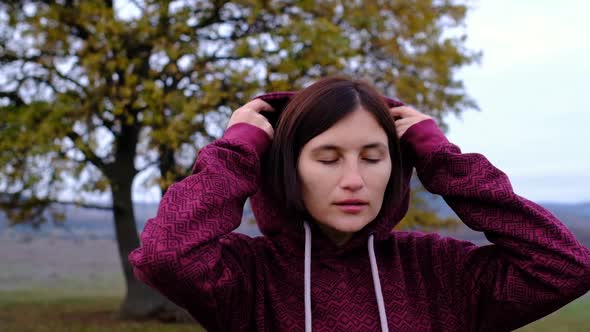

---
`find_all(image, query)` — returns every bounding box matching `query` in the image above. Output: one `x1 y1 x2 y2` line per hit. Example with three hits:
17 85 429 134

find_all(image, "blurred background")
1 1 588 331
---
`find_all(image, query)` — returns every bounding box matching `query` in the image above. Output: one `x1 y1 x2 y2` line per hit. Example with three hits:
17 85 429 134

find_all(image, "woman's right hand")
226 99 276 139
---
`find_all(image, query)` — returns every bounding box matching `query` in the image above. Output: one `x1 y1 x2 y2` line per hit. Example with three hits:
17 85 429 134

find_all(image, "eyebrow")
310 142 388 153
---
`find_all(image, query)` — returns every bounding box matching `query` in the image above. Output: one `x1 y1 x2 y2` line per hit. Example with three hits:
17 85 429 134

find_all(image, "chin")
328 216 372 233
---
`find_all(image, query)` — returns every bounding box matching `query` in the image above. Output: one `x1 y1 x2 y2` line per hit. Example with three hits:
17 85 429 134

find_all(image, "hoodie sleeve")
400 119 590 331
128 123 270 331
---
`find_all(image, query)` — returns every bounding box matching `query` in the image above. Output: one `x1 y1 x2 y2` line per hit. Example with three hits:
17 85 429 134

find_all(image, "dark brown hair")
264 76 403 222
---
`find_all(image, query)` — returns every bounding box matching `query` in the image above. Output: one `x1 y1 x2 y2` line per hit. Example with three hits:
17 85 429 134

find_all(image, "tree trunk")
109 170 193 322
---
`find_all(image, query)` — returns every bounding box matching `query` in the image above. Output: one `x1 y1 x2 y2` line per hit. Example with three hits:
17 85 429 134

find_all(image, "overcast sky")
443 1 589 203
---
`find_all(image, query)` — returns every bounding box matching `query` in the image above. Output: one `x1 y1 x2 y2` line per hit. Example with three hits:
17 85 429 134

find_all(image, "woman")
129 76 590 331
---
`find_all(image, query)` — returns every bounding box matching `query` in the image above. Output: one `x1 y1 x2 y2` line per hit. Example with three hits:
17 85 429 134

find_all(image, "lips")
334 199 368 205
334 201 367 214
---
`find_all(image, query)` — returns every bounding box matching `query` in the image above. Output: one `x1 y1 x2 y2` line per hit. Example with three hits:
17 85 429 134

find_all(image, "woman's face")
297 106 392 246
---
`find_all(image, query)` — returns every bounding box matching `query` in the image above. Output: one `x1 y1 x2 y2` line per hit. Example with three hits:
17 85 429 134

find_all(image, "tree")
0 0 480 320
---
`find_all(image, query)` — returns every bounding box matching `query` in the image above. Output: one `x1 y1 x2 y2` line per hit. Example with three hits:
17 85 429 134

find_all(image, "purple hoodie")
128 92 590 331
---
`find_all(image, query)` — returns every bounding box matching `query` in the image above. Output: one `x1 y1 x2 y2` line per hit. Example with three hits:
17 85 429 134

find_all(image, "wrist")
400 119 448 164
223 123 272 158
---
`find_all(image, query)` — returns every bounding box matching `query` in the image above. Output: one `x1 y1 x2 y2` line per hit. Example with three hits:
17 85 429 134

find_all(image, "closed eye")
317 159 381 164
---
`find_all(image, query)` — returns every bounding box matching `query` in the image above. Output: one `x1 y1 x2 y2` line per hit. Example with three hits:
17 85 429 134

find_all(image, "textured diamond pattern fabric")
129 94 590 332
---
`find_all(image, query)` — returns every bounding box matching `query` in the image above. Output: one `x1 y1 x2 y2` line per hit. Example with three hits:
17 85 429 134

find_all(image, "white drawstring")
304 222 312 332
303 223 389 332
369 234 389 332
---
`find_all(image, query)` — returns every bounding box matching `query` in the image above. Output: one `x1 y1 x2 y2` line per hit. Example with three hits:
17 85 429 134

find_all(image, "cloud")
465 1 590 71
445 1 590 203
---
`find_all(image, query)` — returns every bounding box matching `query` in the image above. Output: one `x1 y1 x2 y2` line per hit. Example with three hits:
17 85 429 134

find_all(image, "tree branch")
137 159 160 173
128 0 145 15
66 131 108 172
46 60 88 95
0 91 25 106
192 1 227 29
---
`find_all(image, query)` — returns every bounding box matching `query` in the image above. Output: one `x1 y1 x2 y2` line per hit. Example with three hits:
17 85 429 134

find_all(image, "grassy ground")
0 288 204 332
0 287 587 331
515 295 589 332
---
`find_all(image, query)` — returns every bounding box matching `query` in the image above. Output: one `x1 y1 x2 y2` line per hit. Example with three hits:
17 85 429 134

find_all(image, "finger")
266 125 275 140
247 98 275 113
390 108 404 121
389 106 414 117
393 117 414 126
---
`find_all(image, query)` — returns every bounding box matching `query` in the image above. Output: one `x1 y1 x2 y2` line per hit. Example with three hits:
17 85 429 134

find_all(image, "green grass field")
0 288 204 332
515 296 589 332
0 287 587 331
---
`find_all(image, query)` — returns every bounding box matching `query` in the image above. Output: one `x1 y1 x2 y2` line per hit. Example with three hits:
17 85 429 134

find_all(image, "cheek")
369 163 392 193
300 165 332 195
298 164 337 208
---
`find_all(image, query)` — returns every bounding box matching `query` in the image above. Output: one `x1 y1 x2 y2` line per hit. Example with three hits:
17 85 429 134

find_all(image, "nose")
340 162 364 191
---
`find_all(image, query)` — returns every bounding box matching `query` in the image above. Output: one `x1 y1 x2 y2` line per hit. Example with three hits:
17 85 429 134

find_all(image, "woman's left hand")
389 106 433 139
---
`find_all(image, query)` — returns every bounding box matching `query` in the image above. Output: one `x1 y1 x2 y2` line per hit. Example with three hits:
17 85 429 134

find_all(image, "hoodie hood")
249 91 414 256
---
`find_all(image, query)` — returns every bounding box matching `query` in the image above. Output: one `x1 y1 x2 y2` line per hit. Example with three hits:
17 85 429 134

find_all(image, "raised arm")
400 118 590 331
128 100 274 331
